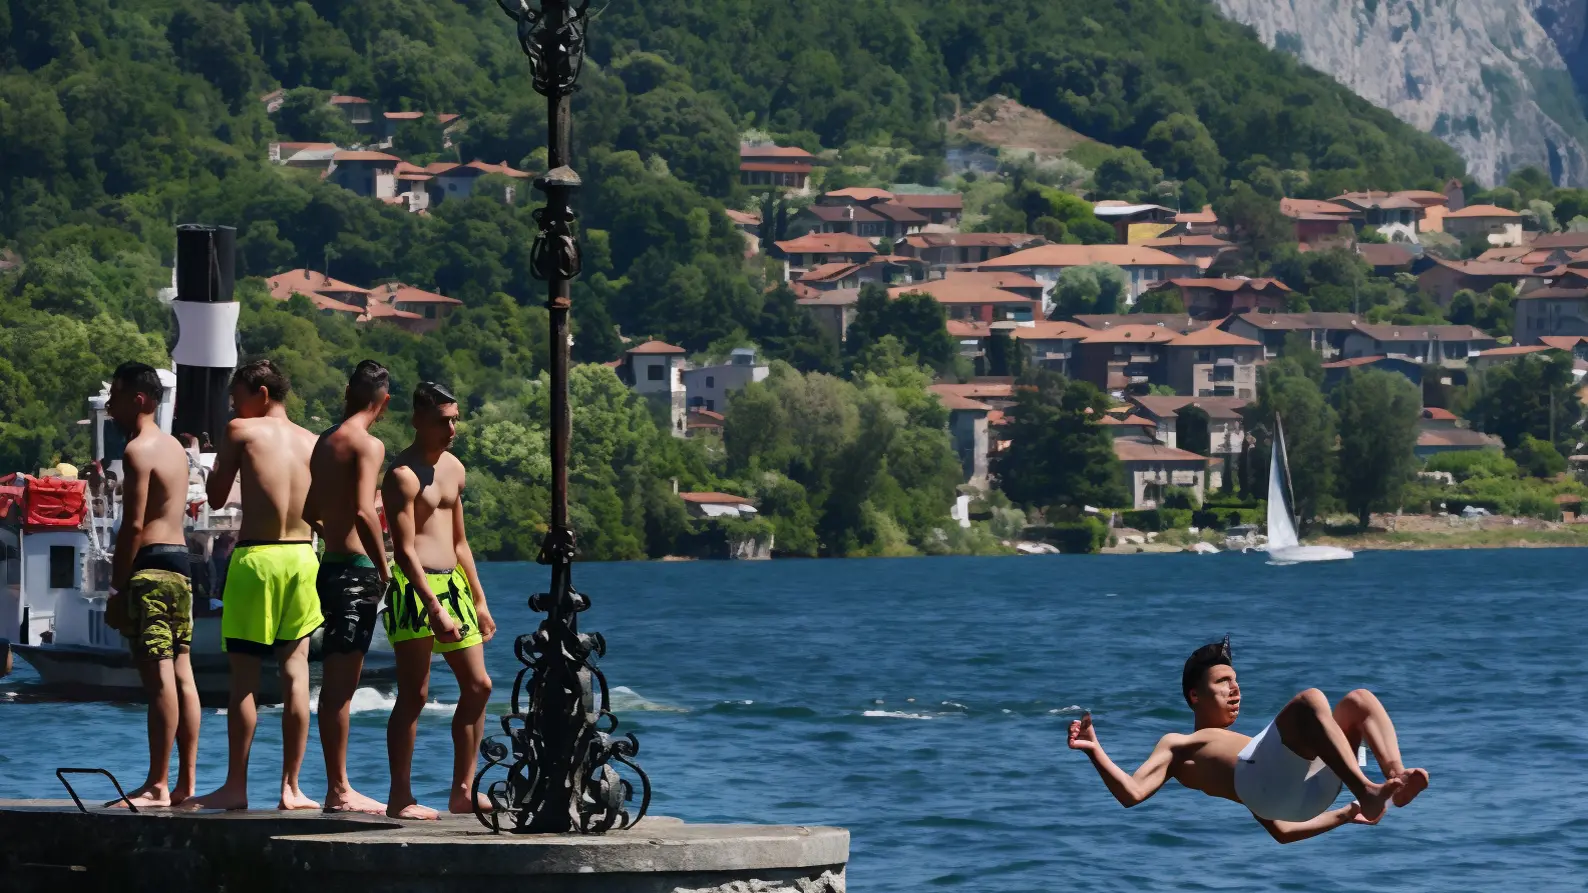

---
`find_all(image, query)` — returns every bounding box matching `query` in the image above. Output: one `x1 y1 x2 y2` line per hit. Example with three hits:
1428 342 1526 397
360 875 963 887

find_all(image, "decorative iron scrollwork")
495 0 591 97
530 205 582 284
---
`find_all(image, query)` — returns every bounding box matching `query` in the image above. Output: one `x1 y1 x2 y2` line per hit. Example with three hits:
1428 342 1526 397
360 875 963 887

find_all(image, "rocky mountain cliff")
1211 0 1588 186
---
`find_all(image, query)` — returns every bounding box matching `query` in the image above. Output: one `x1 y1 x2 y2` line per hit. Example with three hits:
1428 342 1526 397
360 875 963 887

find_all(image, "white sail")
1266 416 1300 551
1265 415 1353 563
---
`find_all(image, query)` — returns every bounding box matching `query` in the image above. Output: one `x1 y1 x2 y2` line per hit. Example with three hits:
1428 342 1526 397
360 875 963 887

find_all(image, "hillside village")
264 90 1588 540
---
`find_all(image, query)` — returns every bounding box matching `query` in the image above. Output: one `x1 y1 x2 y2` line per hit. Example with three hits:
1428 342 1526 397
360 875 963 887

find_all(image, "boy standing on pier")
186 360 323 811
304 360 392 815
381 382 495 820
105 362 202 808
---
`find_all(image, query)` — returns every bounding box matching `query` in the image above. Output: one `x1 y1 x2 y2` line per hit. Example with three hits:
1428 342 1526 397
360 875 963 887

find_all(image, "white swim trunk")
1232 720 1343 821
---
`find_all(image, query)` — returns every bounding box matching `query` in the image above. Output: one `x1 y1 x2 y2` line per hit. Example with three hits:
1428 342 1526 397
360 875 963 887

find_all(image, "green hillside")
0 0 1471 557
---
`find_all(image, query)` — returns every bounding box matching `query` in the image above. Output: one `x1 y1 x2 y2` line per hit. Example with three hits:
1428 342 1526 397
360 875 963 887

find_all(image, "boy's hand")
1068 713 1100 754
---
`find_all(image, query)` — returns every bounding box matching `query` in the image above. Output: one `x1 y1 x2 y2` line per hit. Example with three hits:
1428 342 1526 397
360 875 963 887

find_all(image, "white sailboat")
1265 415 1353 564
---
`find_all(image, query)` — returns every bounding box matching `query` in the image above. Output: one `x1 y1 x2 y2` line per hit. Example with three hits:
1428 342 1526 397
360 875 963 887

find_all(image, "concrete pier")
0 800 847 893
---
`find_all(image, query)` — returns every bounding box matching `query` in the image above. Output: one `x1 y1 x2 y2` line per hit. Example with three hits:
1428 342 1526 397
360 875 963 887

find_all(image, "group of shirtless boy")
105 358 491 819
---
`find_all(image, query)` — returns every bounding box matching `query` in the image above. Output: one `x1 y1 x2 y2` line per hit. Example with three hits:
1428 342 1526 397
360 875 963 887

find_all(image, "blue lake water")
3 551 1587 891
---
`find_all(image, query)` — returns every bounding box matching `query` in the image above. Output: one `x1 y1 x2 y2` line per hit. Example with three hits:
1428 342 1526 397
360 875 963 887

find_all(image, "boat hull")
11 643 399 707
1267 545 1355 564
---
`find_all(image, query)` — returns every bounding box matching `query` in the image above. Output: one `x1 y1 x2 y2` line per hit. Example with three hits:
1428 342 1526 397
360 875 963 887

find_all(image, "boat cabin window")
50 545 76 589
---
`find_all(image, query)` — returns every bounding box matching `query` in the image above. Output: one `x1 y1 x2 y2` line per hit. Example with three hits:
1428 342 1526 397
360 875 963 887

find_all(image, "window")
647 365 664 381
706 376 715 389
1195 349 1213 363
705 400 715 412
49 546 75 589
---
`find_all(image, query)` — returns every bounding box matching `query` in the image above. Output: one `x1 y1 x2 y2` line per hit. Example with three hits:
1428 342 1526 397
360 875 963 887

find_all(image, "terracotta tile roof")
1073 314 1211 332
1393 190 1451 206
888 281 1038 305
725 209 762 226
1007 320 1093 340
1280 198 1355 218
1332 191 1423 210
309 294 365 314
1417 429 1503 449
941 270 1044 290
798 263 863 283
1445 203 1522 219
1159 277 1290 293
794 287 861 306
1320 355 1390 369
1170 327 1261 347
371 282 463 305
267 269 369 300
679 491 754 505
1539 335 1588 350
1477 345 1554 358
929 381 1016 400
1112 440 1208 462
774 233 877 254
425 162 460 174
329 95 370 104
936 392 994 412
1420 407 1459 421
806 204 886 223
1515 286 1588 301
1099 414 1156 427
903 233 1043 249
383 111 424 120
626 340 686 355
1526 232 1588 250
362 301 424 321
1080 324 1179 344
1140 235 1233 248
437 113 463 125
1351 323 1492 342
1229 311 1361 330
892 193 964 210
977 244 1189 269
823 187 895 202
740 144 815 159
1477 246 1533 262
1175 204 1218 224
333 150 402 163
869 202 929 224
1128 395 1249 420
686 409 726 429
1422 255 1541 277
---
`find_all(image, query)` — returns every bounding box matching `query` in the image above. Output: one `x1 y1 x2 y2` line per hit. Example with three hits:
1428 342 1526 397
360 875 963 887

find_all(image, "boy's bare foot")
278 784 321 811
181 784 249 811
387 799 439 821
448 791 492 814
109 783 171 809
1391 768 1428 807
169 785 194 808
323 789 386 815
1357 777 1404 821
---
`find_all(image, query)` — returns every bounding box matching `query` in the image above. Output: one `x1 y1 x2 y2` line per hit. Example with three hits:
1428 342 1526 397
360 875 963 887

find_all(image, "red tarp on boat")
17 475 88 529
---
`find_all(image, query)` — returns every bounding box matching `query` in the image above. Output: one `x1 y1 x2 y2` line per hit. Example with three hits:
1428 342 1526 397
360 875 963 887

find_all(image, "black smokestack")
171 224 238 448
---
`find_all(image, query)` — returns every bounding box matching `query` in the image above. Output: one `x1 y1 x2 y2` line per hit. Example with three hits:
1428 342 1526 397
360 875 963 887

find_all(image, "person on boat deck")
184 360 323 812
302 360 393 815
104 362 202 808
1067 637 1430 843
381 381 496 820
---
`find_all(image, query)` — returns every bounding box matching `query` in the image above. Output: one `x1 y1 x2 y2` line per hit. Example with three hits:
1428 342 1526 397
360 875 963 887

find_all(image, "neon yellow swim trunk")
383 564 482 654
221 541 324 655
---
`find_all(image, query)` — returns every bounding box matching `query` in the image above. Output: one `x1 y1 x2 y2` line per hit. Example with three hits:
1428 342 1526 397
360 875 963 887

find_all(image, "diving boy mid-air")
1068 637 1429 843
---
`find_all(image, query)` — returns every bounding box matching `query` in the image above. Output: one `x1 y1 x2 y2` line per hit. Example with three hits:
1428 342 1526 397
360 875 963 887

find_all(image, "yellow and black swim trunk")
221 541 324 656
383 564 482 654
108 544 193 661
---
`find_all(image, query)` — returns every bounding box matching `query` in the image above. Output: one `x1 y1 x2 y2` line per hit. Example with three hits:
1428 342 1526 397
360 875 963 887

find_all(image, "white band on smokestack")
172 301 240 368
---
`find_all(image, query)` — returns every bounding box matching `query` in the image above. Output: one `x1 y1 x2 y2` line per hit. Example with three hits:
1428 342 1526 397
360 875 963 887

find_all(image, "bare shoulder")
225 416 256 442
442 451 466 484
357 428 387 459
384 458 421 495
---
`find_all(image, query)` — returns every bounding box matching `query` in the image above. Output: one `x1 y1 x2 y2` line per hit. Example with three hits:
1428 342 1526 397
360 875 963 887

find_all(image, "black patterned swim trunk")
316 556 384 656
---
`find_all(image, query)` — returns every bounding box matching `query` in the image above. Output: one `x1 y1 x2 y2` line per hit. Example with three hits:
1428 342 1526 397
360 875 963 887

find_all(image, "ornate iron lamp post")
474 0 649 834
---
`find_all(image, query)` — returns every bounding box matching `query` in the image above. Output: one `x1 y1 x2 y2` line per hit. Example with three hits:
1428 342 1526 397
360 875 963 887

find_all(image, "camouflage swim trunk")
110 569 194 661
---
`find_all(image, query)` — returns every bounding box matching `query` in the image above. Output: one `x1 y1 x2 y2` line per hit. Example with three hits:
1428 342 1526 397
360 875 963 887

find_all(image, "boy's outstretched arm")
1257 801 1379 844
1067 713 1174 807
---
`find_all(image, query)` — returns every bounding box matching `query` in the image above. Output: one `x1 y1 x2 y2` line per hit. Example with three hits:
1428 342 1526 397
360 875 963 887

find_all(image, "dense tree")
1467 354 1583 454
995 374 1126 510
1334 368 1421 529
1049 264 1128 318
1093 148 1162 201
1215 183 1292 272
1133 287 1186 314
1249 355 1337 531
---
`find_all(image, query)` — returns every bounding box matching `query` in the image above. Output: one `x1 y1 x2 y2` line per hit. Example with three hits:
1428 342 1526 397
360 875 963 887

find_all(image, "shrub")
1121 508 1195 531
1038 519 1109 553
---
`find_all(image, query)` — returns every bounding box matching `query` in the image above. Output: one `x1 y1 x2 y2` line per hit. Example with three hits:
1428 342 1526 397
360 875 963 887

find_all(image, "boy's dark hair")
346 360 390 410
232 359 290 401
413 381 457 413
1182 635 1232 707
112 362 164 404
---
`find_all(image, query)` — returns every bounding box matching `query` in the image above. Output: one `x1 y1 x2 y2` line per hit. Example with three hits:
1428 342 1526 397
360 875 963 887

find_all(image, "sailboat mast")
1275 413 1300 532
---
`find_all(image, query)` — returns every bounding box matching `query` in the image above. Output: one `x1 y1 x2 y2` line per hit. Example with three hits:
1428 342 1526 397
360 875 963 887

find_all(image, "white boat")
1264 415 1353 564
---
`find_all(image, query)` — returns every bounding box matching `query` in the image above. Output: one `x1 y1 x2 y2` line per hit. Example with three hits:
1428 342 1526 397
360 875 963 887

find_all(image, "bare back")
218 415 318 541
306 422 384 555
1165 728 1249 802
124 429 191 548
384 449 464 570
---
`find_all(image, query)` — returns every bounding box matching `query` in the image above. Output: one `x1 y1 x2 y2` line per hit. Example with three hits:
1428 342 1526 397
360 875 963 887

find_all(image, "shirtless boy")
186 360 323 811
1068 637 1430 843
105 362 201 807
303 360 392 815
381 382 496 820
